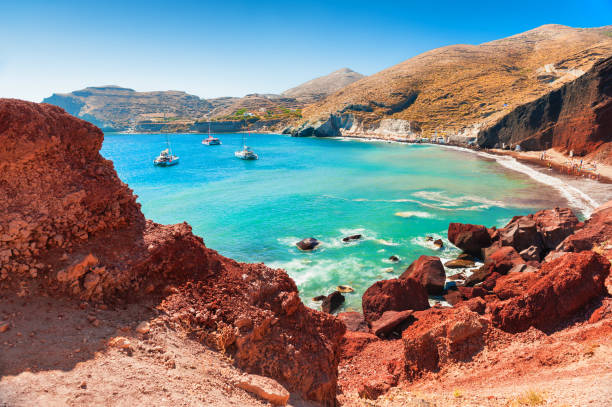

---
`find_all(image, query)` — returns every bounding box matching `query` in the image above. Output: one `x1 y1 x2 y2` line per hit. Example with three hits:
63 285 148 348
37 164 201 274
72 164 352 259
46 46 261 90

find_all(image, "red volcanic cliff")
0 99 344 405
477 56 612 163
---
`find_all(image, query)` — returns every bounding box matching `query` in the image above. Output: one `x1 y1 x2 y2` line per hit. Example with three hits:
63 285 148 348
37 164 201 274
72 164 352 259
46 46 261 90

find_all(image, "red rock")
490 251 610 333
357 375 397 400
337 312 368 332
532 207 580 250
362 278 429 324
235 374 290 406
519 245 542 262
340 331 379 360
481 272 502 291
402 307 487 379
560 200 612 254
447 223 492 257
370 310 414 338
444 290 462 305
588 299 612 324
457 297 486 314
458 286 488 299
400 255 446 294
499 217 542 252
486 246 525 275
493 271 539 300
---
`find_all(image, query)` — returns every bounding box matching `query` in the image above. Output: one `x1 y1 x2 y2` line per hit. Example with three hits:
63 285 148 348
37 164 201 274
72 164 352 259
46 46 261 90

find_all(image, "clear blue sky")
1 0 610 102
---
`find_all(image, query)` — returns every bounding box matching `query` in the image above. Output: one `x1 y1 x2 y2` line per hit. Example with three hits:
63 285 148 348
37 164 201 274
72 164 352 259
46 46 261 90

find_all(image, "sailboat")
153 135 179 166
202 122 221 145
234 125 258 160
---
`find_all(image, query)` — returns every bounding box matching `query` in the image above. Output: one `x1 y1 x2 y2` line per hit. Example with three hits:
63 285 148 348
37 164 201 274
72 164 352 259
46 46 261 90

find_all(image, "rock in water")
342 234 362 242
400 255 446 295
296 238 320 251
235 374 290 406
321 291 345 313
336 285 354 293
433 239 444 249
388 255 400 262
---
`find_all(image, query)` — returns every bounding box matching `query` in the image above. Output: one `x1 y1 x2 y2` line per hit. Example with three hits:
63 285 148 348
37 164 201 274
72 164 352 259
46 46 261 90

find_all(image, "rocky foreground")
1 99 612 406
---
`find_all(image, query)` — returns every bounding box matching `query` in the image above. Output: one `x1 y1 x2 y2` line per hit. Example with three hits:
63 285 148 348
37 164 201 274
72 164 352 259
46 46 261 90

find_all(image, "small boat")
235 126 258 160
234 146 258 160
202 122 221 145
154 136 179 166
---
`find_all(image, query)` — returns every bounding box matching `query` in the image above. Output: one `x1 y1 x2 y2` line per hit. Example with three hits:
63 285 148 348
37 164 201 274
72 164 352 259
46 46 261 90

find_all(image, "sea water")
101 132 579 311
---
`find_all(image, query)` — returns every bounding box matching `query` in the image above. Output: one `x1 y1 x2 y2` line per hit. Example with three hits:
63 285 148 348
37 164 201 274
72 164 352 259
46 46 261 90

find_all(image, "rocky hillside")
42 68 363 133
281 68 365 103
43 86 212 131
0 99 344 405
293 25 612 139
478 55 612 163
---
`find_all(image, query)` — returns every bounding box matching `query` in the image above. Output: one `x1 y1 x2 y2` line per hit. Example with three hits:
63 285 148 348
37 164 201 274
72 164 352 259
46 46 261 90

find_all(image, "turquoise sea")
101 132 572 311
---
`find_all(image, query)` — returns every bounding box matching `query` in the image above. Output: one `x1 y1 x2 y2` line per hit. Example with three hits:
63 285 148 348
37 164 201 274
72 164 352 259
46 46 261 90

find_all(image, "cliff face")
298 25 612 138
478 56 612 163
0 99 345 405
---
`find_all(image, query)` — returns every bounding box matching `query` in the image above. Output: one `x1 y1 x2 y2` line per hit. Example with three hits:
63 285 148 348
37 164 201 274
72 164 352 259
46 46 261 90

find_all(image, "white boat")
235 127 258 160
234 146 258 160
202 122 221 145
154 136 179 166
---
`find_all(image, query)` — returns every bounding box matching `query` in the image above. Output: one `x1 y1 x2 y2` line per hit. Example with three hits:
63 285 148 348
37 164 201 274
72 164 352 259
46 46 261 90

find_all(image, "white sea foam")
394 211 435 218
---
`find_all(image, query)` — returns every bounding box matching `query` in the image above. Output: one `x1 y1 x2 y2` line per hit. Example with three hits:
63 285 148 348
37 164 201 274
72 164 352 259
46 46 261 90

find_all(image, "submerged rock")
388 255 400 262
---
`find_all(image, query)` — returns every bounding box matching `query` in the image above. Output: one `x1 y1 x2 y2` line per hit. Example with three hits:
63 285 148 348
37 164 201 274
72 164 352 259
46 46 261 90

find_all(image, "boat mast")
166 135 172 157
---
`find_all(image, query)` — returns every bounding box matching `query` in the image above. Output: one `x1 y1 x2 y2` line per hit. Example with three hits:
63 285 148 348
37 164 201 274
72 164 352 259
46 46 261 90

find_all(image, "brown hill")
298 24 612 138
282 68 365 103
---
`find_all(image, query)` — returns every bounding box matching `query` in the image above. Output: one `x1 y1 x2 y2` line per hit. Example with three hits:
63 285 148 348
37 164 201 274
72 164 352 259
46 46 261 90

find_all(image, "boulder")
464 265 493 286
560 201 612 254
321 291 345 314
532 207 580 250
388 255 400 262
447 223 492 257
457 297 486 314
448 272 466 281
342 234 362 242
235 374 290 406
444 258 476 268
362 278 429 324
493 271 539 300
457 253 477 261
490 251 610 332
337 312 368 332
403 307 487 378
500 217 542 252
433 239 444 249
519 245 542 262
485 246 525 275
443 290 462 305
370 310 414 338
400 255 446 294
458 286 488 299
296 238 320 251
481 272 503 291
